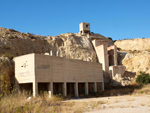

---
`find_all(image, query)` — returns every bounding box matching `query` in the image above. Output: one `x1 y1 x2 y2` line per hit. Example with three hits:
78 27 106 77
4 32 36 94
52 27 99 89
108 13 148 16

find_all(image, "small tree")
136 71 150 85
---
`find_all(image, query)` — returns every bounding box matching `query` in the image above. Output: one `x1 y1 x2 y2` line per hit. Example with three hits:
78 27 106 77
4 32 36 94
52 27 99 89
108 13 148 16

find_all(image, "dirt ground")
66 95 150 113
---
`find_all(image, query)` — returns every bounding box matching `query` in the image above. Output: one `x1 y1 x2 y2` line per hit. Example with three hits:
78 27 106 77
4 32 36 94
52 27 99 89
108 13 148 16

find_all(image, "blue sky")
0 0 150 40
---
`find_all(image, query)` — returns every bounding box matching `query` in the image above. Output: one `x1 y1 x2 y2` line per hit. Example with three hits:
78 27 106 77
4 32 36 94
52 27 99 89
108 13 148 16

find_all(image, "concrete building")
108 45 126 79
79 22 90 35
14 22 126 97
14 53 104 97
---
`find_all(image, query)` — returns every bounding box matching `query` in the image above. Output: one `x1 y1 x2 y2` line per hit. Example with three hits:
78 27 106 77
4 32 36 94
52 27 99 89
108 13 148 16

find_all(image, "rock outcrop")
114 38 150 75
122 51 150 74
115 38 150 51
0 27 113 62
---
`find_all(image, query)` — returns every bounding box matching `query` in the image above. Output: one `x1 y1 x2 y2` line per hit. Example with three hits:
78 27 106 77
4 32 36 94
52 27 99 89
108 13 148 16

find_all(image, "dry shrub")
0 92 87 113
0 91 109 113
133 84 150 95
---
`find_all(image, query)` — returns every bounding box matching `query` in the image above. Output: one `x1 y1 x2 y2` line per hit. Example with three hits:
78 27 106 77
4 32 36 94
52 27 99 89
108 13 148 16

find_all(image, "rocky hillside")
0 27 113 62
122 51 150 74
115 38 150 74
115 38 150 51
0 27 114 92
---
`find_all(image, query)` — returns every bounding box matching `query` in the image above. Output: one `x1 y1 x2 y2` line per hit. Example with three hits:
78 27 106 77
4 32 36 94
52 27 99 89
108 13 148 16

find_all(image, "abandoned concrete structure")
79 22 90 35
14 54 104 97
14 22 126 97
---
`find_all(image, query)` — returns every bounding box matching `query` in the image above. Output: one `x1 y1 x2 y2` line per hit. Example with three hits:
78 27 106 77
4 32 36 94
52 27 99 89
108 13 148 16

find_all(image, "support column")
15 78 20 92
94 82 97 93
33 82 38 97
63 82 67 97
114 45 118 66
48 82 53 97
85 82 89 95
74 82 79 97
101 82 104 91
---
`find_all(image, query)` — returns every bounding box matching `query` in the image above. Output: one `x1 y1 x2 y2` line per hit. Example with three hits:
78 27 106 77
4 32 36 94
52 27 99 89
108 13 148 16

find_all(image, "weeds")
2 54 14 60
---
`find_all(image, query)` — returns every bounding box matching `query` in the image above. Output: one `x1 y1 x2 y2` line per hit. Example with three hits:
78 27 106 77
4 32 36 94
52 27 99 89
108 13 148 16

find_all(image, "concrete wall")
14 54 35 83
92 40 110 83
108 45 118 66
79 22 90 33
35 54 103 83
15 53 104 97
109 66 126 79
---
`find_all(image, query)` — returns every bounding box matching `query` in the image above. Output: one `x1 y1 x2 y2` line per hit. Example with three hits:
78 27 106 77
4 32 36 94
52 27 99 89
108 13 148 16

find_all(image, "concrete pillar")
101 82 104 91
63 82 67 97
74 82 79 97
94 82 97 93
48 82 53 97
85 82 89 95
50 50 53 56
56 51 60 57
33 82 38 97
92 40 110 83
15 78 20 92
114 45 118 66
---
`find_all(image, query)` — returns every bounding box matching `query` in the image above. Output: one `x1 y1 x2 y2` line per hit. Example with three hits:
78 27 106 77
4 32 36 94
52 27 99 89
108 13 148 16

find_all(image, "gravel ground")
66 95 150 113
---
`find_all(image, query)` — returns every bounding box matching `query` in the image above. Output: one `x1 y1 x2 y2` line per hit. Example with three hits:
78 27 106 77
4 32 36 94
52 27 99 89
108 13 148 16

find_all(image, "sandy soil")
66 95 150 113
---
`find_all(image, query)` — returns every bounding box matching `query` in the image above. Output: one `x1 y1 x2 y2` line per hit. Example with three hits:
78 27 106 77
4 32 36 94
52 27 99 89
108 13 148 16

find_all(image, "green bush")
136 71 150 85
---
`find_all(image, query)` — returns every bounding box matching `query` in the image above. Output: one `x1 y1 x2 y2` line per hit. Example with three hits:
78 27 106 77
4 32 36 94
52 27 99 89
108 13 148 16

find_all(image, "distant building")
79 22 90 35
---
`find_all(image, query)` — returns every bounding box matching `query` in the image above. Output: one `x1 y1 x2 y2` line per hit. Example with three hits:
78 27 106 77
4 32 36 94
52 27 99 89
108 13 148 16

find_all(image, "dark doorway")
67 83 75 97
53 83 63 95
20 83 32 96
88 82 94 94
97 82 102 92
38 83 49 95
78 83 85 97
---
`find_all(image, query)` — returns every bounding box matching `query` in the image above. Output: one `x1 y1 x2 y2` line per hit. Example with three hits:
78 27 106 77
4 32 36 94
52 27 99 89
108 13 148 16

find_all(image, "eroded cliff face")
0 27 113 62
122 51 150 74
115 38 150 51
115 38 150 74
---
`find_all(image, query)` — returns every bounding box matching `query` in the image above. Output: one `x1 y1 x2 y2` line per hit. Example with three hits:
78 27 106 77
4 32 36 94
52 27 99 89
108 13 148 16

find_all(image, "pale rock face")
115 38 150 75
0 27 113 63
0 27 114 88
122 51 150 74
115 38 150 51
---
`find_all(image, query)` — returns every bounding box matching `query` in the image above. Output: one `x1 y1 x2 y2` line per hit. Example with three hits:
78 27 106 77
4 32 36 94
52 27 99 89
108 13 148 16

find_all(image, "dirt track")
66 95 150 113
